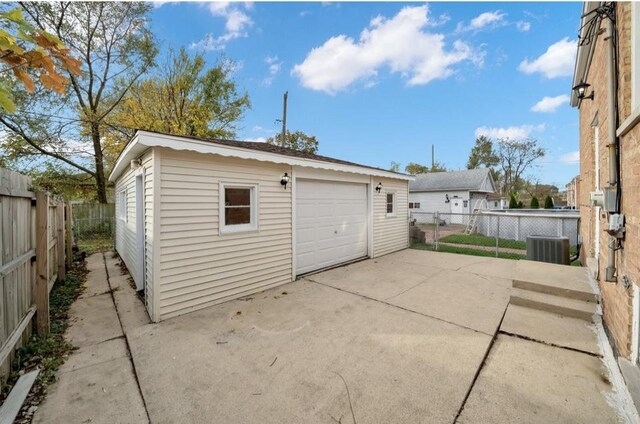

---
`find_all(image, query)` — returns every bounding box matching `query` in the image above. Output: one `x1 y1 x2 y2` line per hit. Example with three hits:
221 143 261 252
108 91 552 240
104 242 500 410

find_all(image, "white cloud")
516 21 531 32
292 5 482 94
457 11 507 32
475 124 545 140
518 38 576 78
190 3 253 51
263 55 282 86
559 151 580 164
531 94 569 113
244 136 268 143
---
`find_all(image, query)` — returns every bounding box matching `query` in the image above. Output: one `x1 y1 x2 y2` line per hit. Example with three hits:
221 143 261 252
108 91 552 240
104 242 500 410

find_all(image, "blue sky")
150 1 582 188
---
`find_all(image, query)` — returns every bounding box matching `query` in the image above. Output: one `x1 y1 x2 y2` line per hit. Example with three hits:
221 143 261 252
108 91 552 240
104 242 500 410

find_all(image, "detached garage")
109 130 411 322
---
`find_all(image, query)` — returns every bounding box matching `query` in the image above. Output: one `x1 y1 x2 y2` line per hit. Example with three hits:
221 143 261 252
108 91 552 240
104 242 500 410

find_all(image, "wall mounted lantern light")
375 182 383 193
280 172 290 189
573 82 594 101
445 194 450 203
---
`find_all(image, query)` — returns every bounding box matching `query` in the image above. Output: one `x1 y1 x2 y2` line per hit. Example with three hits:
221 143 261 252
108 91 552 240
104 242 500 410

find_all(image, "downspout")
604 10 620 282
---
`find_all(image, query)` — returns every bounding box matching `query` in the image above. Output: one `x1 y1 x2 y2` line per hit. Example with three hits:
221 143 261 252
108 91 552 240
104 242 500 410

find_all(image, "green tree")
0 2 157 203
467 136 499 169
509 194 518 209
389 161 401 172
405 162 429 175
495 138 545 195
267 130 318 154
544 195 554 209
110 48 249 144
530 195 539 209
429 161 447 173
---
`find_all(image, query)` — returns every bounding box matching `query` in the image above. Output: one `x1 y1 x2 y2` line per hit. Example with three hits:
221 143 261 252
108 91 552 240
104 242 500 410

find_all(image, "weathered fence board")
0 168 68 387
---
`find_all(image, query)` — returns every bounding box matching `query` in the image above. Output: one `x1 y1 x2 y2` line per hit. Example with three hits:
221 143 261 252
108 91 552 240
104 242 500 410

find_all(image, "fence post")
35 192 49 336
495 215 500 258
65 202 72 269
57 201 65 281
434 212 439 251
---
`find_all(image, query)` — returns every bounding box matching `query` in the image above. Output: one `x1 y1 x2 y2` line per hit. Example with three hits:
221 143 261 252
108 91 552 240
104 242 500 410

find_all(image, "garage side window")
118 189 127 222
386 192 396 216
220 183 258 233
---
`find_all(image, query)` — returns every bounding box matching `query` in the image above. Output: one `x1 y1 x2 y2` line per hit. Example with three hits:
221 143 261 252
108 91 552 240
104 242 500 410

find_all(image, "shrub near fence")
0 168 69 386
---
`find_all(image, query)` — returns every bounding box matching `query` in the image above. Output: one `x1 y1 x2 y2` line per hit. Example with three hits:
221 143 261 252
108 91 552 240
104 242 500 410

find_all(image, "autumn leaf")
13 68 35 92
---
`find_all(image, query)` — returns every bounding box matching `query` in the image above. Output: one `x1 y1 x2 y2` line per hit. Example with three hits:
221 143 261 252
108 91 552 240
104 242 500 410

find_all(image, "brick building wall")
577 2 639 358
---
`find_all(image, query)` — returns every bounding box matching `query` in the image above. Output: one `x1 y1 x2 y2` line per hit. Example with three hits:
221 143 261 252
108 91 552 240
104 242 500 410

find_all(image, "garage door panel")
296 179 368 275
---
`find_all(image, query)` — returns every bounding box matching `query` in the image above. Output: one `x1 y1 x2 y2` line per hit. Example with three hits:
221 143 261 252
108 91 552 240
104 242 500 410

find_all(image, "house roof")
108 130 412 182
409 168 496 193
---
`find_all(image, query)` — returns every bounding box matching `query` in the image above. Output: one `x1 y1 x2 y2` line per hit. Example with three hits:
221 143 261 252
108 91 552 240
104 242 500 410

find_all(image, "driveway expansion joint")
452 303 509 424
102 252 152 423
498 329 602 358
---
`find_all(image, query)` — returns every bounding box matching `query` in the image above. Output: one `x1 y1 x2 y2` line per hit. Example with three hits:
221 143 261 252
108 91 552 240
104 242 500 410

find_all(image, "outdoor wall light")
375 182 383 193
445 194 450 203
280 172 290 189
573 82 594 101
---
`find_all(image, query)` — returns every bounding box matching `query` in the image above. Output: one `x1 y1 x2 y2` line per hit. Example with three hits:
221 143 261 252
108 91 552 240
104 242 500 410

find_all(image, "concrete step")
510 288 598 321
513 279 597 303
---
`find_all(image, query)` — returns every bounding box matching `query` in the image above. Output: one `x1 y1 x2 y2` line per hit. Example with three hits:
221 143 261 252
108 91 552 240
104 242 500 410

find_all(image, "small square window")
414 202 420 209
463 200 468 208
386 192 396 216
220 184 258 233
409 202 414 209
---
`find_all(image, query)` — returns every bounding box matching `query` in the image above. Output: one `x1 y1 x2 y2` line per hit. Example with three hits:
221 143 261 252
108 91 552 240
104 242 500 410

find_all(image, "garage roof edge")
108 130 413 182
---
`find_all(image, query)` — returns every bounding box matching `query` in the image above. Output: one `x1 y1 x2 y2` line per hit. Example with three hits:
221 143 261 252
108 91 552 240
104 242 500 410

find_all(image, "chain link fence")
410 210 580 262
71 203 115 254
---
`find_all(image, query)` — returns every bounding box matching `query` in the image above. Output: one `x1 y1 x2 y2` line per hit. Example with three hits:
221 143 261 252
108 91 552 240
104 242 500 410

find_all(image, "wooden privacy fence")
0 168 71 383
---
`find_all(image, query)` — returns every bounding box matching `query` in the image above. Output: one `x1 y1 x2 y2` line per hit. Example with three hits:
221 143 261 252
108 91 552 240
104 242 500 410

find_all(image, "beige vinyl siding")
372 177 409 257
114 149 154 318
144 153 155 319
157 148 292 320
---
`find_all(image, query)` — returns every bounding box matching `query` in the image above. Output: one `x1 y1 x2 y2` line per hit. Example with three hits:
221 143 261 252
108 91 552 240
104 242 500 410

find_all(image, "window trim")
386 191 396 217
219 182 259 234
118 189 127 222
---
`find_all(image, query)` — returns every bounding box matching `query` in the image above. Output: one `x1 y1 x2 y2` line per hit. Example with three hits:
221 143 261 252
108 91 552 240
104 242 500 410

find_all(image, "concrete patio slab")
79 253 109 299
376 248 494 272
66 293 123 348
127 280 493 424
385 271 511 335
34 357 148 424
500 304 600 355
306 259 444 300
457 335 620 424
58 337 128 373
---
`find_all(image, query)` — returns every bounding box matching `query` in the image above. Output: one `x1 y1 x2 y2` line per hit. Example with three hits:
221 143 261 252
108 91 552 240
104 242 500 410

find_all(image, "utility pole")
431 144 435 169
280 91 288 147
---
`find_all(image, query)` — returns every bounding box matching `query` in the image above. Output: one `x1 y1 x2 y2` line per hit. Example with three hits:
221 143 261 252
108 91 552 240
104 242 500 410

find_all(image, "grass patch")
411 242 526 260
0 254 87 420
439 233 527 250
77 233 113 255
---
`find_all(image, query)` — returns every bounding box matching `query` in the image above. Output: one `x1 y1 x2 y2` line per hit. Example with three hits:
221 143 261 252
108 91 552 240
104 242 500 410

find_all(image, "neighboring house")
486 193 508 210
571 2 640 364
108 130 411 322
566 175 580 209
408 169 497 223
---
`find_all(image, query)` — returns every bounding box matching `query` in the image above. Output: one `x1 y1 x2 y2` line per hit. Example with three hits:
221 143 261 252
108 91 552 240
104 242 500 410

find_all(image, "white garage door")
296 179 368 275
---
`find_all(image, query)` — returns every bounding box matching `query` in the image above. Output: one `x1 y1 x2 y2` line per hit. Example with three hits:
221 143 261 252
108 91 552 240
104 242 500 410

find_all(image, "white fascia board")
111 131 412 182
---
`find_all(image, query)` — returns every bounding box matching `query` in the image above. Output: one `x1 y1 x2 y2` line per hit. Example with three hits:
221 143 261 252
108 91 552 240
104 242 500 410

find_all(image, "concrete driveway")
123 250 623 424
